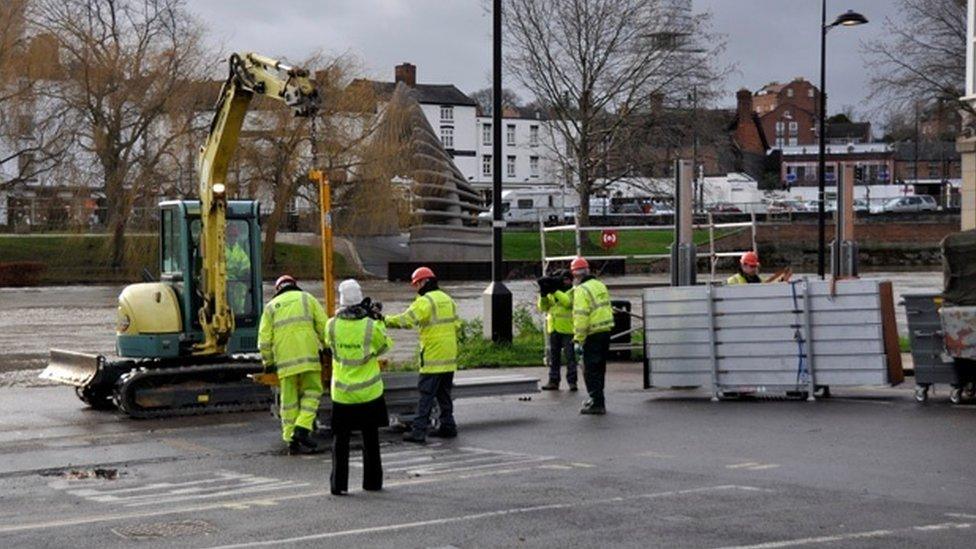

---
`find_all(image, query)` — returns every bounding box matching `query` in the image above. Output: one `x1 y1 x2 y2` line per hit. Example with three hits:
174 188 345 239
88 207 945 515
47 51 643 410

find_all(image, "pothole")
111 519 217 540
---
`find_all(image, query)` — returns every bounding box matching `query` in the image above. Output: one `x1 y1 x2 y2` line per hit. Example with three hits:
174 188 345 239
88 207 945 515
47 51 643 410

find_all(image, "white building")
959 0 976 230
368 63 567 194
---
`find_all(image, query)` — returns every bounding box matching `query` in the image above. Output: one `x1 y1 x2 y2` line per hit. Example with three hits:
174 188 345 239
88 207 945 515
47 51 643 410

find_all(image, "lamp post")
483 0 512 343
817 3 867 279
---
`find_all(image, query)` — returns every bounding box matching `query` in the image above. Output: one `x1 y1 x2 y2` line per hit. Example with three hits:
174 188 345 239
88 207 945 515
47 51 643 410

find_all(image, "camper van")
479 189 574 225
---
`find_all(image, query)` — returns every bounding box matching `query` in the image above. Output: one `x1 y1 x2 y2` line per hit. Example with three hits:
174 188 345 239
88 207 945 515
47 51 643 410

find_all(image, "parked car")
870 195 938 214
709 202 742 213
766 199 806 214
853 199 869 213
617 202 645 215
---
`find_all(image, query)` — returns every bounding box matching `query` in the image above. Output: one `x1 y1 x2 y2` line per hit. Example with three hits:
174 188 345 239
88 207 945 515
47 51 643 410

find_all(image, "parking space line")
713 521 971 548
203 484 764 548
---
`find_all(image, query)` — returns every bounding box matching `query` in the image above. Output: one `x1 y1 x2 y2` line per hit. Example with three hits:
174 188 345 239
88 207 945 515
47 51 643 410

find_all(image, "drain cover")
112 519 216 540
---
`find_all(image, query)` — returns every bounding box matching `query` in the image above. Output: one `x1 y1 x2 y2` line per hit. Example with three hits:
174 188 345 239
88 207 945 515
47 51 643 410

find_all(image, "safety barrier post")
705 284 720 401
801 278 817 400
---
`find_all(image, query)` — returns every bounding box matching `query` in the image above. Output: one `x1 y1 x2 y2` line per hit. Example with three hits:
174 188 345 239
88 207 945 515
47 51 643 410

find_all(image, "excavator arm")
195 53 318 355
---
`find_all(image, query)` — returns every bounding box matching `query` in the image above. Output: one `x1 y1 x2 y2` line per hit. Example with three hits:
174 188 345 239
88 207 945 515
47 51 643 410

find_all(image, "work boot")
541 382 559 391
429 427 457 439
402 432 427 444
292 426 320 452
580 401 606 415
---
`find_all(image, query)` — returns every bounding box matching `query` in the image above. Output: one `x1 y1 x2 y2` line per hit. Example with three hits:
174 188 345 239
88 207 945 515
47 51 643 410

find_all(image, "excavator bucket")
40 349 103 387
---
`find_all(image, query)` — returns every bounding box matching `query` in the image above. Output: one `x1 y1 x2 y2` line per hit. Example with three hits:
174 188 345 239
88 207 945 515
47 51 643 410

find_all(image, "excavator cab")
116 200 263 358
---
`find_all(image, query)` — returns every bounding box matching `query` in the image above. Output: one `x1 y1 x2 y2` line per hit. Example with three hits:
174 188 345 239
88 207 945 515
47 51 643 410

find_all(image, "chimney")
736 89 753 118
395 63 416 87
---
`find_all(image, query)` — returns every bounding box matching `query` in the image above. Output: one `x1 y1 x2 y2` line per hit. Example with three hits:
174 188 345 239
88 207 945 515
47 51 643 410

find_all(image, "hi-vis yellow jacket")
573 278 614 343
324 316 391 404
257 289 327 378
386 289 460 374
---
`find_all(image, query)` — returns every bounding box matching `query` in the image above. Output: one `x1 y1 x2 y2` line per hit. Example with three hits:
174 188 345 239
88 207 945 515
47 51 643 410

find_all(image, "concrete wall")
958 137 976 230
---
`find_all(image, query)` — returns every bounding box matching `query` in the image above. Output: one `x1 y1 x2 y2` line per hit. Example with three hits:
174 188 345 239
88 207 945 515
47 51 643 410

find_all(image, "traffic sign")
786 173 797 183
600 229 619 250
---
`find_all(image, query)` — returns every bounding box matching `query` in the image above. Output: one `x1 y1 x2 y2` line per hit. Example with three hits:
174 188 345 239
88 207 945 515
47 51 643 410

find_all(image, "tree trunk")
261 176 294 272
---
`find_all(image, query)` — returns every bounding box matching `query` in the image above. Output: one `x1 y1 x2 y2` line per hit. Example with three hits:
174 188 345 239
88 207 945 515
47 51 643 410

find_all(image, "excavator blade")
40 349 102 387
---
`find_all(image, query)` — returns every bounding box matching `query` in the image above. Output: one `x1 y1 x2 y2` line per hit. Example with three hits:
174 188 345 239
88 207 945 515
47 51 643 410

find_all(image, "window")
530 156 540 177
440 106 453 121
482 155 492 176
482 123 492 145
225 219 253 316
808 88 815 98
517 199 534 209
440 126 454 149
17 152 33 176
506 155 516 177
161 209 181 274
506 124 516 146
787 88 794 98
788 121 798 135
788 137 798 146
775 121 785 136
775 137 785 148
529 125 539 147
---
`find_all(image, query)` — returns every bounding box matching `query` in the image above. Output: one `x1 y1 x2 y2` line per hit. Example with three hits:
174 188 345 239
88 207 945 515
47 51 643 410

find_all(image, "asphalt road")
2 365 975 548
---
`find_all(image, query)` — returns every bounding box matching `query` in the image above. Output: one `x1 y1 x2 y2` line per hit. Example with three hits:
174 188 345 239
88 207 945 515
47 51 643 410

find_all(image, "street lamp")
817 4 867 279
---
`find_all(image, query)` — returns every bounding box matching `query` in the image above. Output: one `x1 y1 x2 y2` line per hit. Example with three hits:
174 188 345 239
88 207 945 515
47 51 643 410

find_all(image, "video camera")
360 297 384 321
537 270 571 297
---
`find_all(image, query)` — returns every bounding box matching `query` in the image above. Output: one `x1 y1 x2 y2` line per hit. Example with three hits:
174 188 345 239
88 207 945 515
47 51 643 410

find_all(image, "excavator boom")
195 53 318 355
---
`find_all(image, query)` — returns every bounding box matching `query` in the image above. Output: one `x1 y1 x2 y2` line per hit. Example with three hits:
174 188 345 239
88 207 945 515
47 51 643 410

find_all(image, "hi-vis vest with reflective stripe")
386 289 459 374
573 278 614 343
537 288 574 335
324 316 390 404
257 289 327 378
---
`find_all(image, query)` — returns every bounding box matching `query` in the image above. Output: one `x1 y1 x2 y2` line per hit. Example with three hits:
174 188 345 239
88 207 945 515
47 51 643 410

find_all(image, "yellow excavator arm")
195 52 318 356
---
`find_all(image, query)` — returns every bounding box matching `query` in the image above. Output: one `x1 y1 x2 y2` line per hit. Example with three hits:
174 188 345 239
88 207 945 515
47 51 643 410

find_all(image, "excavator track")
113 362 271 419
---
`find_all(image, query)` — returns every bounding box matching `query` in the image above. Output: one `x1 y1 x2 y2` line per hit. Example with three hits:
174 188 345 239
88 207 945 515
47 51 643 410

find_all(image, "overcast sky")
190 0 901 123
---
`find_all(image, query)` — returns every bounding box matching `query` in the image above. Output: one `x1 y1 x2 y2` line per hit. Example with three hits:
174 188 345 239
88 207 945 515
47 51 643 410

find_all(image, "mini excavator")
40 53 319 417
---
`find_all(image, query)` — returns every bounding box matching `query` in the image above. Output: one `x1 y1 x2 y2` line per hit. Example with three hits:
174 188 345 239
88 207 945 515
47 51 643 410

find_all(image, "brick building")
752 78 820 148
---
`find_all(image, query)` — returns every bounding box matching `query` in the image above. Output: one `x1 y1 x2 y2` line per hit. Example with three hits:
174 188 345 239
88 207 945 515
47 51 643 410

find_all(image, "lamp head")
832 10 868 27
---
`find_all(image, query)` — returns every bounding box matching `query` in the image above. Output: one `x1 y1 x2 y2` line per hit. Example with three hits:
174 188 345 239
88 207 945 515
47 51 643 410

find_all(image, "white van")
478 189 572 225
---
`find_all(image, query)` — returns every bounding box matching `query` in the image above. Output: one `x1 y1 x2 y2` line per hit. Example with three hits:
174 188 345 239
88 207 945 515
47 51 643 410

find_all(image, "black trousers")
548 331 578 384
331 427 382 493
411 372 456 437
582 331 611 407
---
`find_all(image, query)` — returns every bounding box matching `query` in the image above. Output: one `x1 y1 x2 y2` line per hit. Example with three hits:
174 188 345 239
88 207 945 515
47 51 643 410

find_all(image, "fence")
538 212 757 282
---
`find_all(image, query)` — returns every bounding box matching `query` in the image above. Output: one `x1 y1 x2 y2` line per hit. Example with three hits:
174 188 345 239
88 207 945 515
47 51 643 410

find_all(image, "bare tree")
469 86 523 115
30 0 207 268
863 0 970 120
231 55 388 269
0 1 72 192
502 0 726 223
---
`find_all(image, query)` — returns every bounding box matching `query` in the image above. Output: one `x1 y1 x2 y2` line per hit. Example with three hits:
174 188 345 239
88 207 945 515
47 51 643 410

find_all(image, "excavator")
40 53 319 418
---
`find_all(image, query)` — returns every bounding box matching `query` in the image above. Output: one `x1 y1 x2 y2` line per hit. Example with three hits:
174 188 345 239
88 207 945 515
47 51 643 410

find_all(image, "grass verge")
0 234 351 285
503 228 736 261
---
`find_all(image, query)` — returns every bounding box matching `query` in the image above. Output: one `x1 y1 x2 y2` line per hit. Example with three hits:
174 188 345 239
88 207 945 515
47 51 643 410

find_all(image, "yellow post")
311 169 335 316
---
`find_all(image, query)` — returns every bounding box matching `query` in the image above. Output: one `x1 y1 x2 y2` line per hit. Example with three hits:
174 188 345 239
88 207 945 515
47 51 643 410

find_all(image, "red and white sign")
600 229 619 250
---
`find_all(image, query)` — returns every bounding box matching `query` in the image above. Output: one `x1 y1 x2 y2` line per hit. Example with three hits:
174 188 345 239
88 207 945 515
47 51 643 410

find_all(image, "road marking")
50 470 308 508
204 485 765 548
357 445 557 476
637 451 675 459
0 460 569 534
713 522 971 548
726 462 780 471
947 513 976 519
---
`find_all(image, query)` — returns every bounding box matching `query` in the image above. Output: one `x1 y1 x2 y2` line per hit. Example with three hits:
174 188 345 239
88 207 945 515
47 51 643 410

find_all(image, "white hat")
338 279 363 307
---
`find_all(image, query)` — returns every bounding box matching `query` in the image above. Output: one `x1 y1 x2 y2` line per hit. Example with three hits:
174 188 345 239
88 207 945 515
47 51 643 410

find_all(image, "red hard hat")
570 256 589 272
411 266 436 286
274 274 297 291
740 251 760 267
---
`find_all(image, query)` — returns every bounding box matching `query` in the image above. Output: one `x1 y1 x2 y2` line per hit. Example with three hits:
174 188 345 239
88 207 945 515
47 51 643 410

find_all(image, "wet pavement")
0 272 942 377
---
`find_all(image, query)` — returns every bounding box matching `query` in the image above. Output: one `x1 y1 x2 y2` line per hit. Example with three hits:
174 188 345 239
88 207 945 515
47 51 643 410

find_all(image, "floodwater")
0 272 942 378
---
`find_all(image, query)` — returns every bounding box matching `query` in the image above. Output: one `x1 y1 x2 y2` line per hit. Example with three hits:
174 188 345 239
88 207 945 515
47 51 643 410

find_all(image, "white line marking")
947 513 976 519
747 464 781 471
406 457 553 476
539 465 572 470
570 462 594 468
0 461 564 534
726 462 761 469
386 453 530 474
204 485 762 548
121 482 309 508
714 522 971 548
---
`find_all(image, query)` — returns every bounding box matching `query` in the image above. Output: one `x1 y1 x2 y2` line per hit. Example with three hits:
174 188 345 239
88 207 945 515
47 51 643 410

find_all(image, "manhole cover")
111 519 216 540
